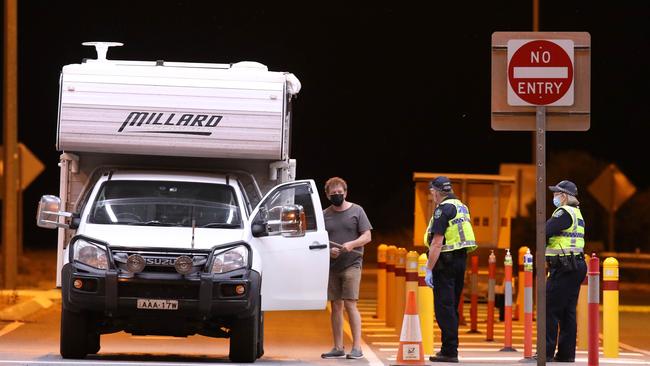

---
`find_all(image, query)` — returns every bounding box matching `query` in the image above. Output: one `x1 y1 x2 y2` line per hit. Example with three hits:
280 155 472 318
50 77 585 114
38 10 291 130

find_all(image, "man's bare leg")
331 300 345 350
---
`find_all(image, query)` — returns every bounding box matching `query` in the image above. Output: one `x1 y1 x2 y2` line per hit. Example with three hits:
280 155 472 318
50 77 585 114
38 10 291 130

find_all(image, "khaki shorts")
328 265 361 301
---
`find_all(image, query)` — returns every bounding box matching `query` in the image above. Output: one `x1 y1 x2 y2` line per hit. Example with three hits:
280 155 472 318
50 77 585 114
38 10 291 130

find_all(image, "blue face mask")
553 196 562 208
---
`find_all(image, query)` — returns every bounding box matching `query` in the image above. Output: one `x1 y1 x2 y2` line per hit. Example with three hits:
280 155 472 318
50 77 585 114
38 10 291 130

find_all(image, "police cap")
548 180 578 196
429 176 453 193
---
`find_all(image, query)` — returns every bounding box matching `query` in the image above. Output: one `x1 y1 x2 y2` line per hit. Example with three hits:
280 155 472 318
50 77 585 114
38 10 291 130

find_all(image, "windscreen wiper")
201 222 241 228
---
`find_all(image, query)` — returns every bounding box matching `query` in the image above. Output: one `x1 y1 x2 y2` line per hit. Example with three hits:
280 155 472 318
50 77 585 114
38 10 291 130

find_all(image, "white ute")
36 42 329 363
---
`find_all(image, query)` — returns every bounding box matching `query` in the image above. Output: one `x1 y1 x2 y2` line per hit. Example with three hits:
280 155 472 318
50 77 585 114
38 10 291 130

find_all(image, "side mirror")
280 204 305 237
36 195 73 229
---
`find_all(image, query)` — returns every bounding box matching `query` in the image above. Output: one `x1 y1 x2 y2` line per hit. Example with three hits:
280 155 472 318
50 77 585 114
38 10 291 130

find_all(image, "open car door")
250 179 329 311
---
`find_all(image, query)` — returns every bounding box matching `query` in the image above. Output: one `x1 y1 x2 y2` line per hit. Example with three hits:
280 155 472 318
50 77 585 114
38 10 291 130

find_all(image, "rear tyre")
229 311 259 363
60 308 88 359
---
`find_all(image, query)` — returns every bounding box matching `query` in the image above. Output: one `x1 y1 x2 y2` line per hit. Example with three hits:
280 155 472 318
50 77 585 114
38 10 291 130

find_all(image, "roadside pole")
535 105 547 364
3 0 20 289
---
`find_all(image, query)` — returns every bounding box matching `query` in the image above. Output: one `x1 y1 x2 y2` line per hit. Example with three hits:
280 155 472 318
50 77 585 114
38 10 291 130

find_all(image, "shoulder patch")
552 209 564 218
434 208 442 219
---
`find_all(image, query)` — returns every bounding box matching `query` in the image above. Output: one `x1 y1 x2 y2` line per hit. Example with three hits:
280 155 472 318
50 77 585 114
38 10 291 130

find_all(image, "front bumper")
61 262 261 320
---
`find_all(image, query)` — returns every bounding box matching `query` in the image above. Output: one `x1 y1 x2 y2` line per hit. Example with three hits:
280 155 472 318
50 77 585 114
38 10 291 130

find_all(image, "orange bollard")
405 251 420 304
500 249 516 352
486 250 496 341
522 249 533 359
516 246 529 321
468 255 480 333
588 254 600 366
386 245 397 328
376 244 388 321
395 248 408 333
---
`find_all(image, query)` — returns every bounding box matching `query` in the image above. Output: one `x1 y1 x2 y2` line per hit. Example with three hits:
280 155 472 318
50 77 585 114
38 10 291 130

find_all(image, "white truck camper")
36 42 330 363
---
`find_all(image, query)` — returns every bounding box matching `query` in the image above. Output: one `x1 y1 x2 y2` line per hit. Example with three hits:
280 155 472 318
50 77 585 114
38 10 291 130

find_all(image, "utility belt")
546 252 584 270
435 248 467 271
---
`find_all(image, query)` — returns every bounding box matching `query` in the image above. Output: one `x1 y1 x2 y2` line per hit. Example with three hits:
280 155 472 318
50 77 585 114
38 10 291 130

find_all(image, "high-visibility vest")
425 199 477 253
546 205 585 257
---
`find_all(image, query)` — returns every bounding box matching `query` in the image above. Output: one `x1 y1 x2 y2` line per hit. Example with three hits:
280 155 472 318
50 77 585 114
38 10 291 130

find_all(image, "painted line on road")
0 361 212 366
385 356 650 364
0 321 23 337
371 341 399 347
619 341 650 357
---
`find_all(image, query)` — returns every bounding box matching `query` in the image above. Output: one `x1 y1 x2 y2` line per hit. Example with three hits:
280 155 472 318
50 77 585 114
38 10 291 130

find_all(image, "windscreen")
88 180 241 228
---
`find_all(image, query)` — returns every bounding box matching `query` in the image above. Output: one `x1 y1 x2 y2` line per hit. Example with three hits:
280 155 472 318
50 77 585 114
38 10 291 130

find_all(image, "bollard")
418 253 434 357
523 248 533 359
486 250 496 341
603 257 619 358
588 253 600 366
376 244 388 322
395 248 408 332
577 253 590 350
468 255 480 333
500 249 516 352
386 245 397 327
516 246 529 321
405 251 419 304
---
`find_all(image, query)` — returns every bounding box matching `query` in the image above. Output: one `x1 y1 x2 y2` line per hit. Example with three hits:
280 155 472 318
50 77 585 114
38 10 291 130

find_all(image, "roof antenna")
82 41 123 61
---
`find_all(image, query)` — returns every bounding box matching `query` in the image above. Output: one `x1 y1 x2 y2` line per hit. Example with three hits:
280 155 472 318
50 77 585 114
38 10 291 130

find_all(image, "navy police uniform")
545 180 587 362
425 176 477 362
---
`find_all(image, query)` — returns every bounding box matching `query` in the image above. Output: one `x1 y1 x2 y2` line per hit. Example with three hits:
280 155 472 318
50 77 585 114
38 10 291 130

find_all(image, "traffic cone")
392 290 425 366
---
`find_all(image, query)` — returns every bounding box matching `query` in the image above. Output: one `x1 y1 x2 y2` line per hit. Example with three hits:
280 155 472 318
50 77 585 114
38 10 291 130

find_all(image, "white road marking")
0 321 23 337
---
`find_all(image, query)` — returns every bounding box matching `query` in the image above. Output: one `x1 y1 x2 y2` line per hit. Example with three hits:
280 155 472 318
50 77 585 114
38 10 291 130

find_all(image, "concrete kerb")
0 289 60 321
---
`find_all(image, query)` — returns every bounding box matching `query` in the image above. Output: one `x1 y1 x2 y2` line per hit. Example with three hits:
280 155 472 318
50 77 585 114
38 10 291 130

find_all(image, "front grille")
118 281 200 299
111 248 210 274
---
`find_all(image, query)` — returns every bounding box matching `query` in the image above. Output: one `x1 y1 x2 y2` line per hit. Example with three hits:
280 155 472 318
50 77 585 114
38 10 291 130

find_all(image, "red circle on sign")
508 40 573 105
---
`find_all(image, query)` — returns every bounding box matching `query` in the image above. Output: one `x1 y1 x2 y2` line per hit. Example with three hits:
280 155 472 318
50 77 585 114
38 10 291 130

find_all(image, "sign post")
492 32 591 366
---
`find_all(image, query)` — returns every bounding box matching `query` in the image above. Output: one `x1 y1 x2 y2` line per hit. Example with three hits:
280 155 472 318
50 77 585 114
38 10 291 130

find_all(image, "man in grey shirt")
320 177 372 360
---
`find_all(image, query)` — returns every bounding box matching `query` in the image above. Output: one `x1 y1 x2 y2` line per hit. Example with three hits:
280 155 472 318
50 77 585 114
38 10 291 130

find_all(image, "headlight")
73 240 108 270
211 245 248 273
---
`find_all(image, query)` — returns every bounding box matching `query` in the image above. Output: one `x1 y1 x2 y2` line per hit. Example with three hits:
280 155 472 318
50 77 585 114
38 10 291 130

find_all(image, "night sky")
7 1 650 248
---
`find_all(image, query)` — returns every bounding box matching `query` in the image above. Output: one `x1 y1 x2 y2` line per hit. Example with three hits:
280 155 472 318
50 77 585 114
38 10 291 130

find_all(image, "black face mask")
328 194 345 207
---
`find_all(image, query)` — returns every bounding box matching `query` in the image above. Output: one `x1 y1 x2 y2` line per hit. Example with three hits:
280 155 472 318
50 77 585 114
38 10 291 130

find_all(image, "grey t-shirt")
324 203 373 273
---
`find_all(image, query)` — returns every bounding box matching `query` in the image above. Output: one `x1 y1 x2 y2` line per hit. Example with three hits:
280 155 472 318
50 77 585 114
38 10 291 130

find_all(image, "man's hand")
341 242 355 253
425 268 434 288
330 247 340 258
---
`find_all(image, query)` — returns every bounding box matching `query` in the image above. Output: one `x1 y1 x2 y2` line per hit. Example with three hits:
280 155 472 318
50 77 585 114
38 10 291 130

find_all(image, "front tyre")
229 310 259 363
256 311 264 359
60 308 88 359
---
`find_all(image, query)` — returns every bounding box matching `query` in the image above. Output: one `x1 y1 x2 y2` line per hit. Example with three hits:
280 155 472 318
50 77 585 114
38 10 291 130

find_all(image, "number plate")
136 299 179 310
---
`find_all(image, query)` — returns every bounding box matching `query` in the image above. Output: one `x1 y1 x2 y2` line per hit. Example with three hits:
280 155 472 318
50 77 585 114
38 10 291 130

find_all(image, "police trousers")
432 249 467 357
546 256 587 359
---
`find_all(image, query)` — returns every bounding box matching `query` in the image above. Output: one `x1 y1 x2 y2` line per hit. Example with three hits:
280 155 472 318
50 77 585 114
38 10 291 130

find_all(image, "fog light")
73 279 83 289
175 255 193 274
235 285 246 295
126 254 145 273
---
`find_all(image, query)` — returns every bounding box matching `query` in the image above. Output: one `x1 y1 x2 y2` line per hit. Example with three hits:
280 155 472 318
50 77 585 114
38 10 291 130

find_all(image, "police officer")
545 180 587 362
423 176 477 363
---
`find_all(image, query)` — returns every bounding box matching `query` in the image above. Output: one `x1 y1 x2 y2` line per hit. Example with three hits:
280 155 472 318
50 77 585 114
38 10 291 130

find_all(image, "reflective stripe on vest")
547 205 585 257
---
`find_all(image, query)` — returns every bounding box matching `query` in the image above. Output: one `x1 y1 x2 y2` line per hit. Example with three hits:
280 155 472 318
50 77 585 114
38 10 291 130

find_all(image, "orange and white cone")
392 290 425 366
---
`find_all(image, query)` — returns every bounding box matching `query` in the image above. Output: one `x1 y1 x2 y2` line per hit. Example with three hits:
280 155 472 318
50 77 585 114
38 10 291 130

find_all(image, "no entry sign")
507 39 574 106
